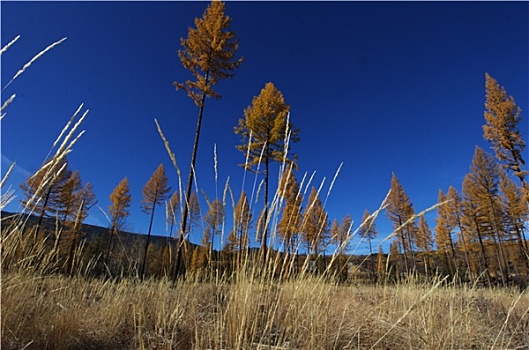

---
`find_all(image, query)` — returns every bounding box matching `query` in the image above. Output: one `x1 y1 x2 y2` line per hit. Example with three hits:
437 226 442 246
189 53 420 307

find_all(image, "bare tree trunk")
173 80 208 283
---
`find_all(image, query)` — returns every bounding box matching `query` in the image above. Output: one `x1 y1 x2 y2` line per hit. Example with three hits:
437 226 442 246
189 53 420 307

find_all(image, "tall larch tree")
471 147 510 283
228 191 252 268
167 190 180 238
57 170 83 224
358 210 376 255
330 220 340 247
461 173 492 285
21 157 72 243
107 177 132 267
204 198 225 273
498 167 529 270
386 173 417 272
65 181 96 275
483 73 527 199
200 227 212 272
186 191 201 234
140 164 171 279
277 165 303 255
173 0 243 279
332 213 353 280
416 216 434 275
235 82 300 254
434 189 458 276
446 185 472 279
301 187 329 258
53 170 82 259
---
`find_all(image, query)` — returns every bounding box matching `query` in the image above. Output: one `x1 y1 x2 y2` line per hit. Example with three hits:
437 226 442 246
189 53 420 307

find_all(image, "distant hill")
1 211 183 249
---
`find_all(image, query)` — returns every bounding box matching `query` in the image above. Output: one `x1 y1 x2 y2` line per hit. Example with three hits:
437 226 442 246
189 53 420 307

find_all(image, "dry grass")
2 269 528 350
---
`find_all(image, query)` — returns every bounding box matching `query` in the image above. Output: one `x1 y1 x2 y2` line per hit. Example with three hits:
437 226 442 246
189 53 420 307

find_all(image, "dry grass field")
2 268 528 350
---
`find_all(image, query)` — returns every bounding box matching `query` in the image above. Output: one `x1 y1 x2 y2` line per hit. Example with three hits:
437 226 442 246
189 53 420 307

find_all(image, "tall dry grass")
2 270 528 349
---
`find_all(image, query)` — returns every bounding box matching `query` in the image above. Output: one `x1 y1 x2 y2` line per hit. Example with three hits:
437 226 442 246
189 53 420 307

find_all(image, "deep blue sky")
2 1 528 254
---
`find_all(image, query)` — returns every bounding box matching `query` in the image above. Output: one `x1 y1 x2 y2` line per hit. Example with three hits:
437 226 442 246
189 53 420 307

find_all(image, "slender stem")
173 72 210 282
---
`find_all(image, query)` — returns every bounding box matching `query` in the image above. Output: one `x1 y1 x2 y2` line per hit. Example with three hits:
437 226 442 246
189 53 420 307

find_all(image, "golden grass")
2 269 528 350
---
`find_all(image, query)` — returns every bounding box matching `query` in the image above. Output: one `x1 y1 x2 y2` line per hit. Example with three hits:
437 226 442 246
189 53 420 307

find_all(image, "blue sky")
2 1 528 254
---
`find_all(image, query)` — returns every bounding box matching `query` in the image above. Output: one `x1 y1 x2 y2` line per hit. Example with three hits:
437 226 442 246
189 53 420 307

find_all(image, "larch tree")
227 191 252 268
417 215 433 253
140 163 171 279
358 210 376 255
461 173 492 285
167 191 180 238
301 187 329 258
446 185 472 278
332 213 353 280
376 245 387 283
235 82 300 254
470 147 509 282
483 73 527 199
186 191 201 234
435 189 458 275
204 198 225 273
173 0 243 279
57 170 83 224
20 157 72 243
416 216 434 274
386 173 417 272
199 227 212 272
225 229 238 253
277 165 303 255
498 167 529 269
65 181 96 275
107 177 132 267
416 217 433 252
330 220 340 247
233 191 251 252
53 170 83 259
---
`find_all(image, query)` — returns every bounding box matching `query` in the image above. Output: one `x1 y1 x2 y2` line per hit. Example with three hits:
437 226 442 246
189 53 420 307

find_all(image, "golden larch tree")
204 198 225 273
227 191 252 269
446 185 472 279
386 173 417 272
332 213 353 280
416 216 434 277
235 82 300 253
21 157 72 243
483 73 527 198
498 167 529 270
469 146 509 284
140 163 171 279
435 189 458 276
167 191 180 238
173 0 243 280
301 187 329 257
53 170 82 258
358 210 376 255
57 170 83 224
416 217 433 252
461 173 493 285
107 177 132 267
277 165 303 255
65 181 96 275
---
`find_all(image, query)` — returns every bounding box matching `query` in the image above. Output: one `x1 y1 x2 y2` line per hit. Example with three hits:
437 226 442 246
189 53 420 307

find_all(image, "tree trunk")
34 187 52 243
173 74 209 283
141 201 157 280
